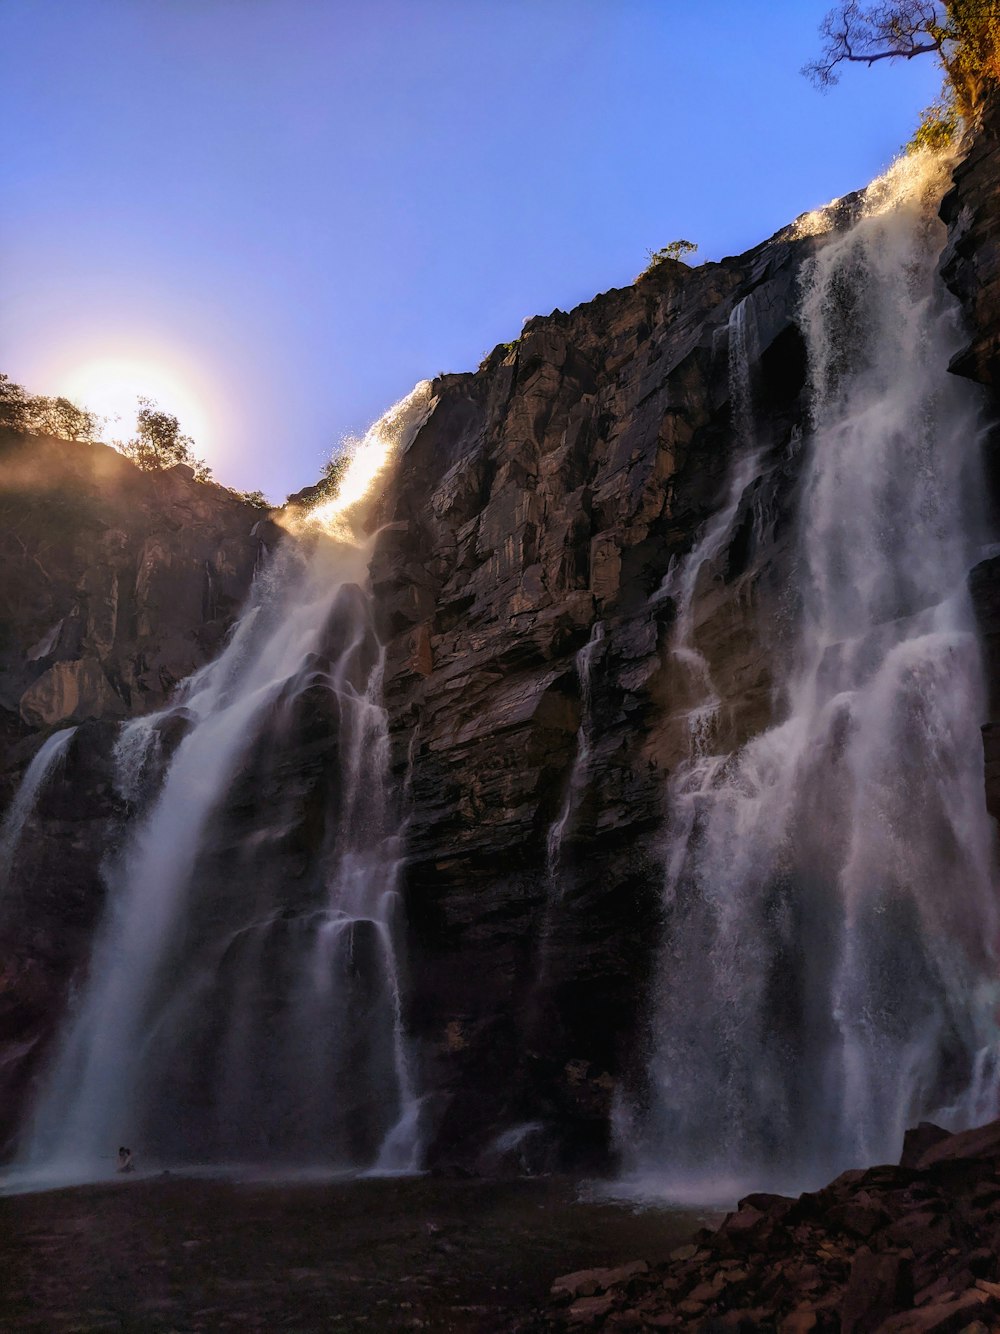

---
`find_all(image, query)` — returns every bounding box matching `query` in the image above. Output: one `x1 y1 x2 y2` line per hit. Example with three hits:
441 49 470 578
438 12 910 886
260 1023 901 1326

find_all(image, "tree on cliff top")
806 1 999 121
28 395 101 442
0 374 30 432
119 397 212 481
0 372 100 441
0 374 275 502
639 240 698 280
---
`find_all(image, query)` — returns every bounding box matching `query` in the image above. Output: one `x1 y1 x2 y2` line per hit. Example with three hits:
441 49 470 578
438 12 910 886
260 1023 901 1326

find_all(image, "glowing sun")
58 358 213 452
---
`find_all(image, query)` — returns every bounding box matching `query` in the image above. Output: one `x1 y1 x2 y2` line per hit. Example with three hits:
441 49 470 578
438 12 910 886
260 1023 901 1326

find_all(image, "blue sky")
1 0 942 499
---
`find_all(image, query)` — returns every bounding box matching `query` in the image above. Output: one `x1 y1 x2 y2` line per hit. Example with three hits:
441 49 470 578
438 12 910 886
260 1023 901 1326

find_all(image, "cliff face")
944 95 1000 824
0 436 266 1148
0 433 266 754
1 106 999 1170
372 233 814 1167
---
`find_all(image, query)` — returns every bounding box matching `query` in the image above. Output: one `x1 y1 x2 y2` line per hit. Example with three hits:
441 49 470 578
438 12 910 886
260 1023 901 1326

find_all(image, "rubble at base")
536 1118 1000 1332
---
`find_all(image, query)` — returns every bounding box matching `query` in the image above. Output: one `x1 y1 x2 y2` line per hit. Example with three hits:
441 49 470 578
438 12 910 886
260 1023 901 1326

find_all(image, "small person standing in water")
117 1146 134 1173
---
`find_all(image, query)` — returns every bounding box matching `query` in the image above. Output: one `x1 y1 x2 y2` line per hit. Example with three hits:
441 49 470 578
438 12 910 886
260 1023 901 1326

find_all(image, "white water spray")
631 152 1000 1194
17 384 434 1184
112 715 163 808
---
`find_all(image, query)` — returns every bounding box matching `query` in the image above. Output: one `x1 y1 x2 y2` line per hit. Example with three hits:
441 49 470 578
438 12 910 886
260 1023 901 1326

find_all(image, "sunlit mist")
292 380 434 542
790 146 955 242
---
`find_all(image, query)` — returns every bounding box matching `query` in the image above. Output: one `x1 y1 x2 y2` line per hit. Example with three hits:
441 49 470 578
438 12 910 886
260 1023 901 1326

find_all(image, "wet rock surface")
532 1117 1000 1331
0 206 819 1170
0 1175 708 1333
941 93 1000 393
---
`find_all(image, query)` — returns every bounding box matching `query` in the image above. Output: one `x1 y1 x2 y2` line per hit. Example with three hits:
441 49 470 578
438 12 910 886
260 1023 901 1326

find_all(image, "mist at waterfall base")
615 150 1000 1203
7 385 434 1191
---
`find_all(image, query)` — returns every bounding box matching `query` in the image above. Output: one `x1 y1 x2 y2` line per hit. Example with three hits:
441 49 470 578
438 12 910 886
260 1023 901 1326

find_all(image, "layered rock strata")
0 432 267 758
371 229 817 1166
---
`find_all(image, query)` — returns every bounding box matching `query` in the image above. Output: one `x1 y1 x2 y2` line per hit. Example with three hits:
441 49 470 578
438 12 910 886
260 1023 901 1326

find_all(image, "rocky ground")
534 1118 1000 1332
0 1173 710 1332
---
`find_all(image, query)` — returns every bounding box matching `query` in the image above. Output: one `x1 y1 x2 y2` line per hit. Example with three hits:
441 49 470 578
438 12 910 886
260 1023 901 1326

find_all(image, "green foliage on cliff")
0 374 26 432
1 371 276 505
639 240 698 279
282 453 349 509
477 340 519 371
944 0 1000 115
907 89 963 149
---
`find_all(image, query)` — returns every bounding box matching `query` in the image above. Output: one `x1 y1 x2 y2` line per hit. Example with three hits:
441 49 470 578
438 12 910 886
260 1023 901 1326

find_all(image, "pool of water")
0 1172 719 1331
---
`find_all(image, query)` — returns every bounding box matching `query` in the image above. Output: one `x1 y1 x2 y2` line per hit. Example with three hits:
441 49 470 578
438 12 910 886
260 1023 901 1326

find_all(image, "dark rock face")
941 96 1000 392
0 433 266 755
947 96 1000 827
0 435 266 1150
371 230 816 1166
0 721 123 1151
535 1115 1000 1331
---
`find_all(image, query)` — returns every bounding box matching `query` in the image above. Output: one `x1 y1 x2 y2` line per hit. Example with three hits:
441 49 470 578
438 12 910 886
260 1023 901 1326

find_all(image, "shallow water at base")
0 1174 715 1333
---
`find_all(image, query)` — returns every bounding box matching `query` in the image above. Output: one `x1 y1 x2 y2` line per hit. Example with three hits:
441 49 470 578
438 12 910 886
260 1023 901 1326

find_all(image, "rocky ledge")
0 429 269 787
536 1117 1000 1332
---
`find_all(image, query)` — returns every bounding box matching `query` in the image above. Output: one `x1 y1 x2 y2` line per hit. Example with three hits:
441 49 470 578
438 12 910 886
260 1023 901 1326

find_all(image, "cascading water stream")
0 727 77 891
526 621 608 1027
16 384 434 1185
655 294 763 760
546 622 606 893
627 151 1000 1196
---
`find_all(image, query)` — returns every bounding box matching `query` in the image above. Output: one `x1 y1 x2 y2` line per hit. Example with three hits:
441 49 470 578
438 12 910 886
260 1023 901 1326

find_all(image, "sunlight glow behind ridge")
58 358 213 454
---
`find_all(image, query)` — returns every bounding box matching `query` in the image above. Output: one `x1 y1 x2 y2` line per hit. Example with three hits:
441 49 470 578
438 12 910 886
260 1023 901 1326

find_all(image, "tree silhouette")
806 2 999 119
120 397 212 480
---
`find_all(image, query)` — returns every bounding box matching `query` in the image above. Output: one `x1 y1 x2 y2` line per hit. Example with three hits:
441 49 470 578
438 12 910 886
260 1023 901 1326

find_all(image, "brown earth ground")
0 1174 714 1332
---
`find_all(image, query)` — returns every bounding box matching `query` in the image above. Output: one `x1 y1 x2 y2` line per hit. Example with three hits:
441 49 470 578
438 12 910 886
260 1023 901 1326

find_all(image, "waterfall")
17 383 434 1184
655 293 763 761
112 715 163 807
546 622 606 892
0 727 77 891
629 151 1000 1195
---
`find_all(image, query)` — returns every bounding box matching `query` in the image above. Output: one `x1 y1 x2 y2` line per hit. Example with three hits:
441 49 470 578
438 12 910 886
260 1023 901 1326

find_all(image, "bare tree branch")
804 1 950 86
